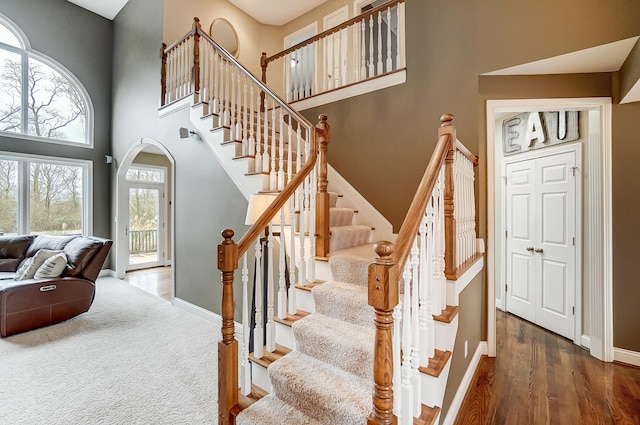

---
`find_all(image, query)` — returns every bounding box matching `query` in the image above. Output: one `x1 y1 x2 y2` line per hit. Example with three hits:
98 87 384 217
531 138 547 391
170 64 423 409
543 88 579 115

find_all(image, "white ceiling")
67 0 130 20
66 0 326 25
228 0 327 25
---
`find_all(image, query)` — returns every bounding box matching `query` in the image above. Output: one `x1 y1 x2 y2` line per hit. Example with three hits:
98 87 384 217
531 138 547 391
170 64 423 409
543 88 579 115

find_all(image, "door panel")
505 149 576 340
535 151 575 339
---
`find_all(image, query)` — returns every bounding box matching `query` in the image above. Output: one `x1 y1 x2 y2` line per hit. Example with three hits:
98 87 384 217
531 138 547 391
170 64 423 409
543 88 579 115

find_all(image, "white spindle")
398 1 405 68
230 67 236 136
223 61 230 127
368 16 375 77
262 98 270 174
236 72 242 141
240 254 251 395
419 213 434 365
411 239 421 417
213 52 219 116
248 85 255 159
255 95 262 173
305 45 311 98
377 11 383 75
386 7 393 72
287 119 293 185
278 109 285 190
401 262 413 425
288 193 297 315
360 19 367 79
242 75 248 154
253 237 264 359
338 28 343 87
270 103 277 190
437 168 447 309
392 301 402 417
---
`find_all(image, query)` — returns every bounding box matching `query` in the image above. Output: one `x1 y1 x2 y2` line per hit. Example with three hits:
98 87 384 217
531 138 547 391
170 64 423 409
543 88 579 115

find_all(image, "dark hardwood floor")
455 310 640 425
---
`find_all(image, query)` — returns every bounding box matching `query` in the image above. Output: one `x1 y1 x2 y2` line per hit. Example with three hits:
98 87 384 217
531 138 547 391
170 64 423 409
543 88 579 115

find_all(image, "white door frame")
487 98 613 362
116 139 176 299
502 143 582 343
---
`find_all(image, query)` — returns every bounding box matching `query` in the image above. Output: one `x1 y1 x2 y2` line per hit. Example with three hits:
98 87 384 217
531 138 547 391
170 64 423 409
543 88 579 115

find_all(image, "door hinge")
505 230 508 238
572 237 575 246
570 166 578 177
572 306 575 315
505 283 508 293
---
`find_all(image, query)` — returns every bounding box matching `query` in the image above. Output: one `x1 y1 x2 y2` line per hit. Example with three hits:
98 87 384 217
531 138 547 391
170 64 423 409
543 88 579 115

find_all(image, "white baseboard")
441 341 488 425
99 269 116 278
173 297 243 341
581 335 591 349
495 299 503 310
613 347 640 367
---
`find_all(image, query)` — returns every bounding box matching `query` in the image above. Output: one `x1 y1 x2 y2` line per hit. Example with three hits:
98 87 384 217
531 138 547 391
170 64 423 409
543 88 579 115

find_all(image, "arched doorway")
116 139 176 301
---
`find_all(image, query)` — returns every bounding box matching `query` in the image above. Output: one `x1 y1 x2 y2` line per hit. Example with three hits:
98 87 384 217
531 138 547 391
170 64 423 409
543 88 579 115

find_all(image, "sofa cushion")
0 236 34 272
34 252 68 279
62 238 102 277
25 235 77 258
15 249 64 281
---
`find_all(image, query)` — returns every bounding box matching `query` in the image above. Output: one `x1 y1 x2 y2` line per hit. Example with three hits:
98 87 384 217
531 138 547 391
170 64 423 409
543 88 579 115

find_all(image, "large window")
0 153 91 236
0 15 92 146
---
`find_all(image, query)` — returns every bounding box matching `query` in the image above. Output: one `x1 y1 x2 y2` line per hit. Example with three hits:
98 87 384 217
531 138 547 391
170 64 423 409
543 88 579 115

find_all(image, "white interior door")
127 183 164 271
505 149 578 340
323 6 349 89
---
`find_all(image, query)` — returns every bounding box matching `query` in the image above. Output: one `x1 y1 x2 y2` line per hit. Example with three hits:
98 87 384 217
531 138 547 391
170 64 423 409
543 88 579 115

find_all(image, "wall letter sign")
502 111 579 155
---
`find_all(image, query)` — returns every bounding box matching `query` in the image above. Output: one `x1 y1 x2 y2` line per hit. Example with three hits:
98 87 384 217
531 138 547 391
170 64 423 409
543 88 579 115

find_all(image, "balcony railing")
261 0 405 105
129 229 158 254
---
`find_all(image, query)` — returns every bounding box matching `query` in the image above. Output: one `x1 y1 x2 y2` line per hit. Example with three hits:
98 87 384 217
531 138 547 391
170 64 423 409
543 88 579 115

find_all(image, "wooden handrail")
264 0 405 65
455 139 479 166
390 114 454 272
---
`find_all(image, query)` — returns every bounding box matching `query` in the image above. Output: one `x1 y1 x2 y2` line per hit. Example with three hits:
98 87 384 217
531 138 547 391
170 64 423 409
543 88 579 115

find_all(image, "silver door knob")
535 248 544 253
526 246 534 251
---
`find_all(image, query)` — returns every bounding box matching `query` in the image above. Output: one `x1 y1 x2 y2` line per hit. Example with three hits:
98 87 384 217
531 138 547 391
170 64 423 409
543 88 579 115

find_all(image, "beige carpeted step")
268 350 372 424
329 207 355 227
293 313 374 380
329 191 339 208
329 225 372 251
236 393 323 425
312 281 374 329
329 254 372 287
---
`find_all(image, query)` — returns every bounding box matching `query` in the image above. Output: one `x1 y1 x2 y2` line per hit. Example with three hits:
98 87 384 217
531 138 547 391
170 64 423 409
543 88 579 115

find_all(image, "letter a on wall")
525 112 545 147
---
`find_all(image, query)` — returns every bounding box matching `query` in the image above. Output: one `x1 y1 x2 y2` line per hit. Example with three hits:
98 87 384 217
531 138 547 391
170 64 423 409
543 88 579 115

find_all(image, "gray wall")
0 0 113 248
112 0 249 315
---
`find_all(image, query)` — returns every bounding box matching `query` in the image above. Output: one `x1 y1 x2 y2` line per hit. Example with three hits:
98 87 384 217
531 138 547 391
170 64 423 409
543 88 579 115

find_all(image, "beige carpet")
0 277 219 425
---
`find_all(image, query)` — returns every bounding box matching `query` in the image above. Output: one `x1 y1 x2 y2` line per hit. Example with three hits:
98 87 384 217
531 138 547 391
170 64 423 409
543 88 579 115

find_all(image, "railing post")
315 114 331 258
192 17 202 103
218 229 238 425
439 113 457 278
160 43 167 107
368 241 399 425
260 52 267 112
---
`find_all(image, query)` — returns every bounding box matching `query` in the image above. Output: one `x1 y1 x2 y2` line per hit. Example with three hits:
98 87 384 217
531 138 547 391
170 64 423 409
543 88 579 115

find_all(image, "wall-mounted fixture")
179 127 197 139
105 155 113 164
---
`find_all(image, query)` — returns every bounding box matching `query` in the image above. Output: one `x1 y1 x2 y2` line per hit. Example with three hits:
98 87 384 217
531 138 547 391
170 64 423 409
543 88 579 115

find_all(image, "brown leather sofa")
0 234 112 337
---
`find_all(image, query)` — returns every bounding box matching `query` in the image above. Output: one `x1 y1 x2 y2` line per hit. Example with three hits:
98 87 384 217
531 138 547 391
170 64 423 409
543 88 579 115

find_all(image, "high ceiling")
65 0 326 25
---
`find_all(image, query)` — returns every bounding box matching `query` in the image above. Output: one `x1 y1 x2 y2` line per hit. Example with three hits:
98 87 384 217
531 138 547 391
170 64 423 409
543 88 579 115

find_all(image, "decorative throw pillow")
14 257 34 280
14 249 64 281
34 252 68 279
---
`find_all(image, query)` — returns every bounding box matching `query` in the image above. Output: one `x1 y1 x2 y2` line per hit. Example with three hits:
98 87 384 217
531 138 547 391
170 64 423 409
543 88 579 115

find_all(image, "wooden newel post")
368 241 398 425
439 113 457 278
160 43 167 107
260 52 267 112
192 17 202 103
218 229 238 425
315 114 331 258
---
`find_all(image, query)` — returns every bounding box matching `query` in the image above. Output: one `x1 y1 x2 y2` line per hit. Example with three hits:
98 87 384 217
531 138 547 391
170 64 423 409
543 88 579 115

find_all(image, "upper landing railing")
261 0 405 104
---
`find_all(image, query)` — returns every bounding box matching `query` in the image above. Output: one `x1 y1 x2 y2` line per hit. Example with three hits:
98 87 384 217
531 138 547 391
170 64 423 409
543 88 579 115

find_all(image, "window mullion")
20 52 28 135
18 158 29 234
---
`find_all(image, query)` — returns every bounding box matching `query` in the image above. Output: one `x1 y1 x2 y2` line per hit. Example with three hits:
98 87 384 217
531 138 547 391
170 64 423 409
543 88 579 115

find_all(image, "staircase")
161 18 482 425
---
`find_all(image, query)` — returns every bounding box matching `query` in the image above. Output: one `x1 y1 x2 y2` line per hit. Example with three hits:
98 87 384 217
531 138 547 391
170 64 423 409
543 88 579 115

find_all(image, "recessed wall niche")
209 18 239 58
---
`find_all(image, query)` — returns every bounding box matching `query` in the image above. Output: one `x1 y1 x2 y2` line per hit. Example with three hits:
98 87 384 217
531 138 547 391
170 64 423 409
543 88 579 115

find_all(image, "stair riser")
421 360 452 409
294 287 315 313
274 321 295 350
435 315 459 353
251 362 272 393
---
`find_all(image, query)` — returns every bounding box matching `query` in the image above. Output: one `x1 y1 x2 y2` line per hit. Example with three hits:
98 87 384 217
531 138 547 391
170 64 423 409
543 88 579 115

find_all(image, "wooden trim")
159 43 167 107
455 139 478 166
265 0 405 64
316 118 331 258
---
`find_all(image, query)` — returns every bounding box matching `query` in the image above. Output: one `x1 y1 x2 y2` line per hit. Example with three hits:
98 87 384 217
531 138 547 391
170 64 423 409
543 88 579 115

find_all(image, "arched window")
0 14 93 146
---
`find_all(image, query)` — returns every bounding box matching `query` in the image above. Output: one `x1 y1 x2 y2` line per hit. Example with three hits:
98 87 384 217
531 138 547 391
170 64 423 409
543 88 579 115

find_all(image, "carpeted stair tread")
329 253 373 287
236 393 324 425
328 242 377 260
329 224 372 251
292 313 374 380
268 350 372 424
312 281 374 329
330 207 355 227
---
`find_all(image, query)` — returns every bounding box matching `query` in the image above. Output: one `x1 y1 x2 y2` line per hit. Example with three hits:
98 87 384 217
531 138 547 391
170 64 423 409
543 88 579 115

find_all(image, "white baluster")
338 28 343 87
266 222 275 352
248 85 255 160
438 168 447 309
401 262 413 425
255 95 262 173
223 61 230 127
377 11 383 75
419 213 434 365
278 109 285 190
288 192 297 315
240 254 251 395
386 7 393 72
270 103 277 191
242 76 248 155
253 237 264 359
397 2 405 68
368 16 375 77
392 301 402 417
360 19 367 79
230 66 236 136
309 168 317 283
262 98 270 175
287 119 293 185
236 72 242 141
411 238 421 417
